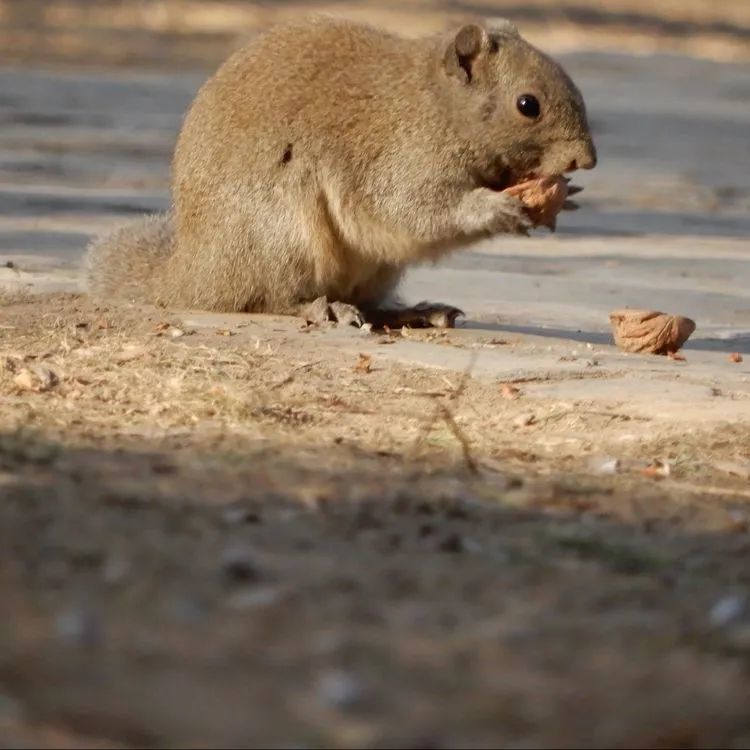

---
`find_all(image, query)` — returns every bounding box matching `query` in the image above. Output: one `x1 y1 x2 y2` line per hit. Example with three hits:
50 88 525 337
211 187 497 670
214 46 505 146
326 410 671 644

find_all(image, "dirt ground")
2 292 750 748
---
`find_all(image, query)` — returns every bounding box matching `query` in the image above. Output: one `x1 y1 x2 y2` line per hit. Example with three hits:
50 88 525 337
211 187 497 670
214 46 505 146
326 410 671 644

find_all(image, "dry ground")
2 292 750 748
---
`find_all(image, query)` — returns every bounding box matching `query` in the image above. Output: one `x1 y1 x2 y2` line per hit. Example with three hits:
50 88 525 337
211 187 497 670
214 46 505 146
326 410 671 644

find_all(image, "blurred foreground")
2 295 750 748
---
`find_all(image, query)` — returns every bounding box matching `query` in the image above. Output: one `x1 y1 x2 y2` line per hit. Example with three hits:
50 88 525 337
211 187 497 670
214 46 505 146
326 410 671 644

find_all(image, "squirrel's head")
439 20 597 186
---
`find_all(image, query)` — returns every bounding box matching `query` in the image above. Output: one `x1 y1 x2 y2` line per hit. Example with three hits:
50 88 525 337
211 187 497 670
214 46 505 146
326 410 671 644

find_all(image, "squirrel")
86 16 596 328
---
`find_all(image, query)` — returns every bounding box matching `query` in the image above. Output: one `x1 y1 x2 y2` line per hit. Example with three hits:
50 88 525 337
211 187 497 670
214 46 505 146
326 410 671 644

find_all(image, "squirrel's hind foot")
301 298 463 330
364 302 464 330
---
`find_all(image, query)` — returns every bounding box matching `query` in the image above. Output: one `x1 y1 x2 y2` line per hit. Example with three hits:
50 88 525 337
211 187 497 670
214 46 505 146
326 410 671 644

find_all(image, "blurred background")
1 0 749 70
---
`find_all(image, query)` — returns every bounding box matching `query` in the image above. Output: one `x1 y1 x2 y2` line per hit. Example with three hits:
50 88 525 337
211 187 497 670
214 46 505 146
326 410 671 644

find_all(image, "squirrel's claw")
411 302 465 329
363 303 464 330
303 297 365 328
329 301 366 328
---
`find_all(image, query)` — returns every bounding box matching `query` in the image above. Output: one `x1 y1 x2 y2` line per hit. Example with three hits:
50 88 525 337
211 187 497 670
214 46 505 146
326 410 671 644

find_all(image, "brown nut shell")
505 175 569 230
609 309 696 355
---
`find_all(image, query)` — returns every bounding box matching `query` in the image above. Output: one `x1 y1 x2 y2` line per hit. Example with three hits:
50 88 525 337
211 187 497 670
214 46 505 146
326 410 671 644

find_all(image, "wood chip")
13 365 59 392
500 383 522 400
640 460 671 479
609 309 696 355
354 353 373 373
729 352 744 363
13 369 36 391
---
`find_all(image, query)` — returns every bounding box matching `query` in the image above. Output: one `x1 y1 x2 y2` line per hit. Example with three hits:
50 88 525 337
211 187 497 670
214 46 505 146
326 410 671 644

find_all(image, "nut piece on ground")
609 309 696 355
505 175 569 230
13 365 59 392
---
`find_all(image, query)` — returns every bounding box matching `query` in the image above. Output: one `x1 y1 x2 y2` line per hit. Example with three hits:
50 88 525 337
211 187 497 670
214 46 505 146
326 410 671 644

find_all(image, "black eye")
517 94 540 119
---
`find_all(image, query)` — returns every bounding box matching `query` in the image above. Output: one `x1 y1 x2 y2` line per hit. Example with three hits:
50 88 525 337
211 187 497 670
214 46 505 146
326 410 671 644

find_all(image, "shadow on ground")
2 429 750 747
462 320 750 354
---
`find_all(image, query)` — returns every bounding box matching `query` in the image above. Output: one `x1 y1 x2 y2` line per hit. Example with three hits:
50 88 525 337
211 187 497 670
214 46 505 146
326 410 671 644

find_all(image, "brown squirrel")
86 16 596 328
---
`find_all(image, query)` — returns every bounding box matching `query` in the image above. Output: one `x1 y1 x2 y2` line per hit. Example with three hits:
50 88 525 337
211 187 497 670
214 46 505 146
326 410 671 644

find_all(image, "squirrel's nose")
563 141 596 174
565 139 597 172
576 141 597 170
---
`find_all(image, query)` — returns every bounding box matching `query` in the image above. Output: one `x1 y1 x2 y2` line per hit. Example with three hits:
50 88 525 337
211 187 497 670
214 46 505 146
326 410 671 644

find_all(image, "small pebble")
590 457 621 475
709 595 745 628
55 606 101 647
221 547 262 584
316 670 364 710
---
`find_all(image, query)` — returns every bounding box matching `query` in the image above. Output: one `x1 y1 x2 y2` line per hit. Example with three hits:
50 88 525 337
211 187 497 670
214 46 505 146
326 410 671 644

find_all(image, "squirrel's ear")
444 24 489 84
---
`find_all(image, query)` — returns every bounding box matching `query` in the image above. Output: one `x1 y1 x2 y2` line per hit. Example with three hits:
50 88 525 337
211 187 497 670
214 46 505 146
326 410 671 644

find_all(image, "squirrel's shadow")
460 319 750 354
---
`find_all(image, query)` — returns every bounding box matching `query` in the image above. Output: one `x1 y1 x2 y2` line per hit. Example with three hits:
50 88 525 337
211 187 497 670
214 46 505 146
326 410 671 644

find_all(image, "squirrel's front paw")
460 189 532 237
500 195 534 236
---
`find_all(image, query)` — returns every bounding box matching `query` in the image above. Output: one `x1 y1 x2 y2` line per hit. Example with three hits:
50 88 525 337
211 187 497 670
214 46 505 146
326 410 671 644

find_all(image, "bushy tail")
85 212 175 303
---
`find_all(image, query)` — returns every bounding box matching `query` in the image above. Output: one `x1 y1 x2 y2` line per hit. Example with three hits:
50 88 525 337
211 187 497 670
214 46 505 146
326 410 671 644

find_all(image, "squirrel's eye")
517 94 541 119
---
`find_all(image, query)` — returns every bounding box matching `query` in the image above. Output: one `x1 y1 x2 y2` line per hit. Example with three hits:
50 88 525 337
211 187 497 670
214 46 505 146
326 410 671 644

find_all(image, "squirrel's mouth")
482 167 538 192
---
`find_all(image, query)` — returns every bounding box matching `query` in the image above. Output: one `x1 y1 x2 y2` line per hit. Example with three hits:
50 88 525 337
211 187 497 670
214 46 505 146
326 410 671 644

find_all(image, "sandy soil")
2 292 750 748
